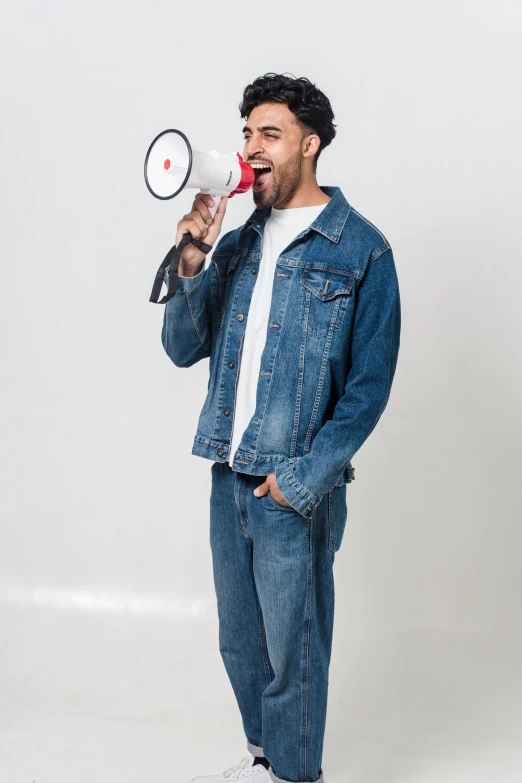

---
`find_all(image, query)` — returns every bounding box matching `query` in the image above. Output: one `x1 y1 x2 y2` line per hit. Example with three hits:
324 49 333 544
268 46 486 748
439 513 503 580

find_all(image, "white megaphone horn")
144 128 255 217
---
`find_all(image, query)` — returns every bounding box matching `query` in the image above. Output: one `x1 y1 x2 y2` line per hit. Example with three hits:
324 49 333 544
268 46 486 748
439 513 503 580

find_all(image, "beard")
252 149 302 209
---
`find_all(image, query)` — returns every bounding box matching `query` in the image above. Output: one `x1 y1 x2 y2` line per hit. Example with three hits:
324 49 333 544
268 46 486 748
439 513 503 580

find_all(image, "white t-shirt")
228 202 327 464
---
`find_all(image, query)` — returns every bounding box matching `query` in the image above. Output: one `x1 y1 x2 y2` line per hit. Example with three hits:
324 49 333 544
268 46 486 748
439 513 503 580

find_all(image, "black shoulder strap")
149 232 213 304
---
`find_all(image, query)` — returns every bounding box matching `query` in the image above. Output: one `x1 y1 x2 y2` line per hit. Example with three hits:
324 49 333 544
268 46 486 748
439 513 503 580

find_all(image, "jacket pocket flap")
302 269 356 301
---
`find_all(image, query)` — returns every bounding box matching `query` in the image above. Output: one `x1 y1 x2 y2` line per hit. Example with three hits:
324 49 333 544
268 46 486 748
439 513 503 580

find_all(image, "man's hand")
176 193 228 273
253 473 293 507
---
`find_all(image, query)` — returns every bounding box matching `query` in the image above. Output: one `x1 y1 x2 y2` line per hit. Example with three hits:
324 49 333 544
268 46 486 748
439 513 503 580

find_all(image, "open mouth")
250 162 272 190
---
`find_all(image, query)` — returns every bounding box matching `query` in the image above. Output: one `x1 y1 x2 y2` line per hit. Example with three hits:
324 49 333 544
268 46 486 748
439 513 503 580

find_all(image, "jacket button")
217 449 224 457
252 267 258 274
228 361 235 368
224 409 230 416
237 314 244 322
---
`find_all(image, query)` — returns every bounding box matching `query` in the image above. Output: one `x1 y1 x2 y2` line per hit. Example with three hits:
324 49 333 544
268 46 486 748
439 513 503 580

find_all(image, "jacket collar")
244 186 351 243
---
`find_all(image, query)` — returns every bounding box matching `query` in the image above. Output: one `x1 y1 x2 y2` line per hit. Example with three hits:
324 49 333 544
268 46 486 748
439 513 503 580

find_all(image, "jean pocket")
263 491 296 512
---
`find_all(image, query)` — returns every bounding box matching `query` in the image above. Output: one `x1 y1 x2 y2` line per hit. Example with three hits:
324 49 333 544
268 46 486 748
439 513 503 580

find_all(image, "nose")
244 134 265 160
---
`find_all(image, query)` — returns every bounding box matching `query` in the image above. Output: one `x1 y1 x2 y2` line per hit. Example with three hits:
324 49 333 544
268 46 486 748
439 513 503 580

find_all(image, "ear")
302 133 321 161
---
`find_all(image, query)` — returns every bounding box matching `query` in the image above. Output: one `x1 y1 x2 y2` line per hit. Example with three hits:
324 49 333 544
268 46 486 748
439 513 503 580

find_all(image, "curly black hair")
239 72 336 172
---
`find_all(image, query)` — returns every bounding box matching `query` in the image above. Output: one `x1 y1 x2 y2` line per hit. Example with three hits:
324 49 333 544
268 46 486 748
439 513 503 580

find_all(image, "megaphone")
144 128 255 217
146 129 255 305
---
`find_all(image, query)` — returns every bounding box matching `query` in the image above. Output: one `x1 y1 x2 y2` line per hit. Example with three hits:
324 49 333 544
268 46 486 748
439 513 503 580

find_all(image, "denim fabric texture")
161 185 401 782
162 186 401 518
210 461 341 783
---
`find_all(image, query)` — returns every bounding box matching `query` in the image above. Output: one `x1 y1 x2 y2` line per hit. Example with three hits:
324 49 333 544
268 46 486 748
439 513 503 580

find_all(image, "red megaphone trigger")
228 153 255 198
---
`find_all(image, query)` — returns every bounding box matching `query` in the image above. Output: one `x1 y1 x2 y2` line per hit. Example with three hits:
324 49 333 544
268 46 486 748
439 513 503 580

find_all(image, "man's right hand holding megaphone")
175 193 228 277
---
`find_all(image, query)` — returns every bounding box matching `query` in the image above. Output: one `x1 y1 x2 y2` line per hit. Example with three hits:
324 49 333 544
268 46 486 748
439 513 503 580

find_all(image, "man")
160 73 401 783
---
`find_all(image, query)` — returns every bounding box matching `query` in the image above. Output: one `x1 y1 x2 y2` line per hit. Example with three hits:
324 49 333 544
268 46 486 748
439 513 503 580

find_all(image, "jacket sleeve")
274 247 401 518
160 254 213 368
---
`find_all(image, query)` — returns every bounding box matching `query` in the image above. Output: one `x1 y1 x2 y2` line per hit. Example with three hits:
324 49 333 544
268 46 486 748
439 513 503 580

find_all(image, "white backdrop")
1 1 521 781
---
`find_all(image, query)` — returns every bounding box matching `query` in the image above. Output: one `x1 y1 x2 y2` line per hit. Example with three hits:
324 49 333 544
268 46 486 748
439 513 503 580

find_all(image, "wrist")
179 257 205 277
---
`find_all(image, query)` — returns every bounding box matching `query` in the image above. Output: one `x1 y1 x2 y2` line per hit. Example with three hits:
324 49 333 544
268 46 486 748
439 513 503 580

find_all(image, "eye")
265 134 277 139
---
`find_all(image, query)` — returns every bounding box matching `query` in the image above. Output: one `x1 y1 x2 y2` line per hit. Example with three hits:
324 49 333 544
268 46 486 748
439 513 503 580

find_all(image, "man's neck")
274 179 331 210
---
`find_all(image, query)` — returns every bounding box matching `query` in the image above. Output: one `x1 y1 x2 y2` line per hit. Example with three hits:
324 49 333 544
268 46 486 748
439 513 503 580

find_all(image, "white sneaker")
190 753 272 783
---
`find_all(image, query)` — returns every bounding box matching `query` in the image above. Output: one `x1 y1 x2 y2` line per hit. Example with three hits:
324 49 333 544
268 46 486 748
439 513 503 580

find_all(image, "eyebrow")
242 124 282 134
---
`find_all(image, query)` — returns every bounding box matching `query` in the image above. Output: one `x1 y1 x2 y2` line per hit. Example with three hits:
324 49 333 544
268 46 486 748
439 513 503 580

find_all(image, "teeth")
250 163 271 170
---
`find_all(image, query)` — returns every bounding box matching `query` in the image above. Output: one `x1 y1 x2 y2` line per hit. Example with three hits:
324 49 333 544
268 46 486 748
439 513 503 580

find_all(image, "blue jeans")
210 461 347 783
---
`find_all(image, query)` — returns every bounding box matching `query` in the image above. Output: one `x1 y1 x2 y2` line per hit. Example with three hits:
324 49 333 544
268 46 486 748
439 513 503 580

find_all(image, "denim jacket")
161 186 401 519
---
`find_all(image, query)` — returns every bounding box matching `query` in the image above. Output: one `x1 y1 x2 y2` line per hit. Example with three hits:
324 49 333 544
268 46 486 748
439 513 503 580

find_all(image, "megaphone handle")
200 190 220 219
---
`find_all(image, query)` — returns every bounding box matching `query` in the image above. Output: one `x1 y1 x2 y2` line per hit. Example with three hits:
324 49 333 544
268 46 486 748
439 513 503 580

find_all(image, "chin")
253 190 275 209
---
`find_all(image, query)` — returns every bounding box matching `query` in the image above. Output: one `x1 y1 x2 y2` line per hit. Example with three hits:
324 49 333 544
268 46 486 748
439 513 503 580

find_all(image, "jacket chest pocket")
298 268 356 338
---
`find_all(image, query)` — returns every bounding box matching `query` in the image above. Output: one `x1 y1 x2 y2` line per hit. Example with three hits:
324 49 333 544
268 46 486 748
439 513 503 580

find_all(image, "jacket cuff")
165 260 206 295
273 460 320 519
